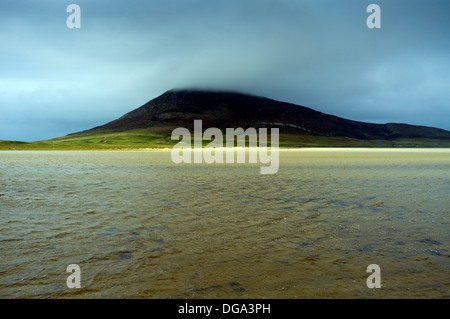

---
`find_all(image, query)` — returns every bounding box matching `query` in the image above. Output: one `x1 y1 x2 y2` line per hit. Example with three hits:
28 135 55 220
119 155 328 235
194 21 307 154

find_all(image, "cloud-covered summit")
1 0 449 141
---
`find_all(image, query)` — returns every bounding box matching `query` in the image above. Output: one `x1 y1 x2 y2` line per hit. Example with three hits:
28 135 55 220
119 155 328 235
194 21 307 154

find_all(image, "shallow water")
0 149 449 298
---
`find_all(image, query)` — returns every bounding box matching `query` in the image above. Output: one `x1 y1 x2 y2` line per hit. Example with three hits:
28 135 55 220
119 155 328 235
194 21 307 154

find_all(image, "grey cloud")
0 0 449 141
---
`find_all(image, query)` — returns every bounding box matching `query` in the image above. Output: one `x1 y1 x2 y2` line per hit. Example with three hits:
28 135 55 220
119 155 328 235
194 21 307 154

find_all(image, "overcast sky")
1 0 449 141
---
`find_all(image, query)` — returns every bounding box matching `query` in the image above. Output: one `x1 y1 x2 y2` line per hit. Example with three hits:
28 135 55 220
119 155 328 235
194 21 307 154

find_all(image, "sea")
0 149 448 298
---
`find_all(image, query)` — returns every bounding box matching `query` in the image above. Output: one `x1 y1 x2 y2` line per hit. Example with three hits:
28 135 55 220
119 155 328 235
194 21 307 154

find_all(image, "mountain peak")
91 89 450 140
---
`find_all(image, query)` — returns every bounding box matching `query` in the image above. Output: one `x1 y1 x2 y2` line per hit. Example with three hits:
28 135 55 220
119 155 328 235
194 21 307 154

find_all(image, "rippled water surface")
0 149 449 298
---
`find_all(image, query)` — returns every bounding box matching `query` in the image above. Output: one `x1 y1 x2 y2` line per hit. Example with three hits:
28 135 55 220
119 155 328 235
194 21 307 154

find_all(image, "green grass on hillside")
1 128 450 150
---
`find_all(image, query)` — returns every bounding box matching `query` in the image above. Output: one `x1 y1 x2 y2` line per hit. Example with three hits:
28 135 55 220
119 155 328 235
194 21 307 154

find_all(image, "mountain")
3 89 449 150
89 89 450 140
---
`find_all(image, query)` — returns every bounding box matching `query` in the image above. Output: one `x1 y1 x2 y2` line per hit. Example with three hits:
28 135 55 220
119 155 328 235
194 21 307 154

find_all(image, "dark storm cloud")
1 0 449 141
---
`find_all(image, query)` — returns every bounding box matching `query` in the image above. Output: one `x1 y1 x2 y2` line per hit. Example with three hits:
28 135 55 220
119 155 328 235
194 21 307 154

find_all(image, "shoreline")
1 146 450 152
